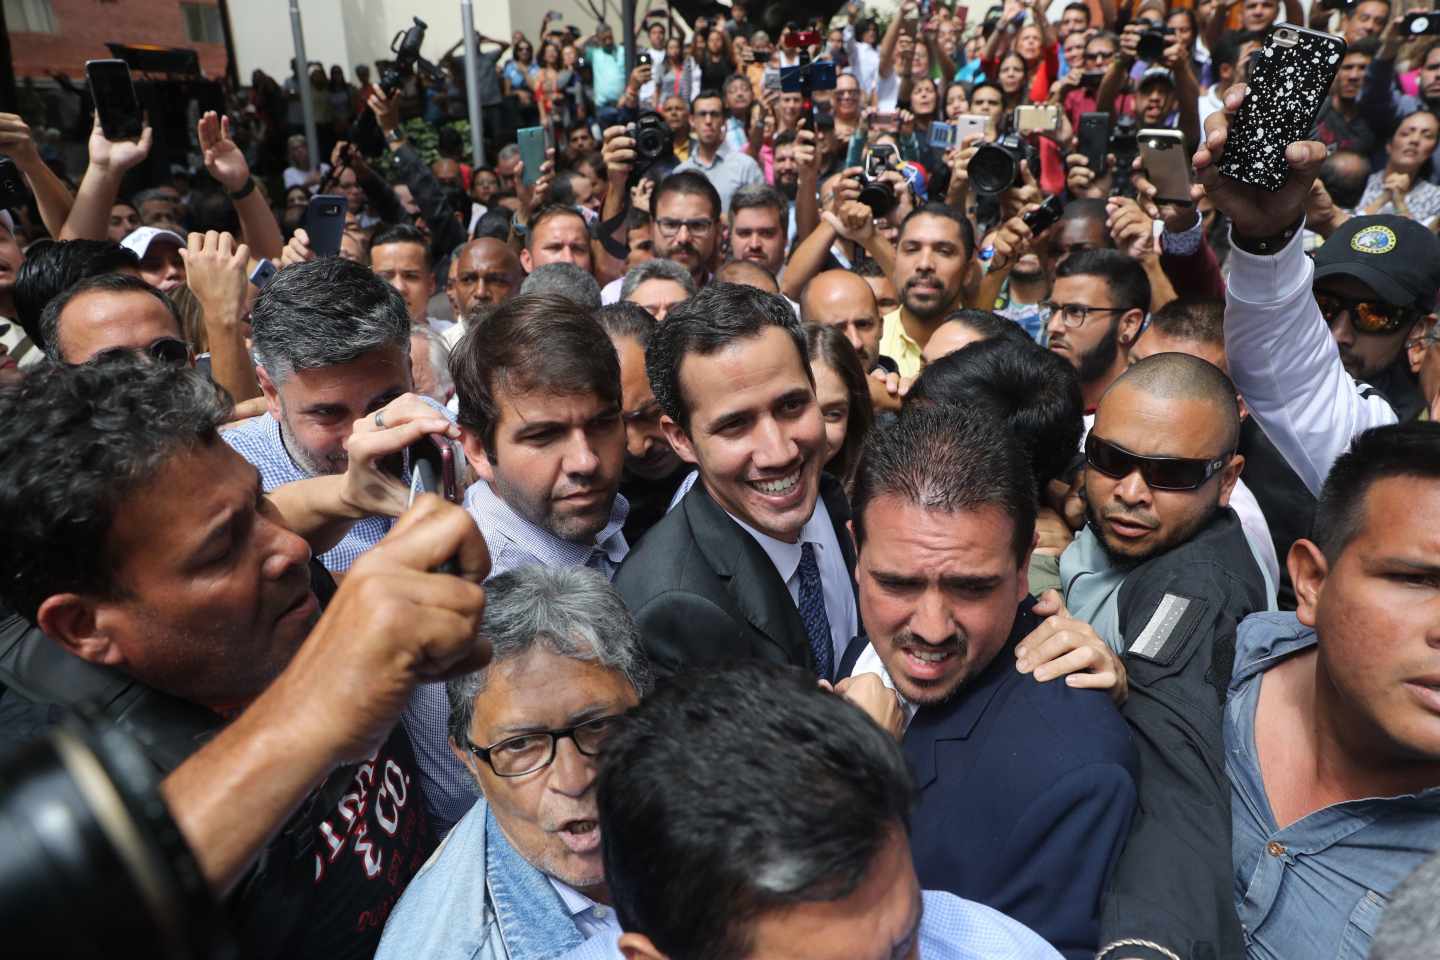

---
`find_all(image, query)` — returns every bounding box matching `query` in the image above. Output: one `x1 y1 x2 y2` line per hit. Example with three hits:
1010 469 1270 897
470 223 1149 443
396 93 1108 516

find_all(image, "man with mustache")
1044 249 1148 418
1056 354 1270 960
600 173 721 304
375 567 649 960
881 205 974 378
838 407 1137 960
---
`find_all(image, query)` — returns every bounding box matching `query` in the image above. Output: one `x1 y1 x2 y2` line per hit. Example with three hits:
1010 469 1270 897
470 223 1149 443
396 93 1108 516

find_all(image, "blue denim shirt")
375 799 586 960
1226 613 1440 960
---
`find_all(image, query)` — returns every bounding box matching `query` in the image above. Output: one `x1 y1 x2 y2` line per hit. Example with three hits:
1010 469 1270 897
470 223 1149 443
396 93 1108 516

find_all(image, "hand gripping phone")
1216 25 1347 192
85 59 144 141
406 434 459 574
517 126 549 187
1077 112 1111 175
304 194 346 257
1138 128 1193 206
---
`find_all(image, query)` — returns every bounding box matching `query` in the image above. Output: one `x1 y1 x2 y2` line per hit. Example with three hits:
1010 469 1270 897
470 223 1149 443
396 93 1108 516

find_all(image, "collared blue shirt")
1226 612 1440 960
222 413 392 573
554 889 1062 960
405 479 630 835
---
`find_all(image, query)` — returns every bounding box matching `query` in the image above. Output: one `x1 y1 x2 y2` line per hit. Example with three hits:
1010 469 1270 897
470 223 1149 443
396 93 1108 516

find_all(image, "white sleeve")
1224 228 1398 497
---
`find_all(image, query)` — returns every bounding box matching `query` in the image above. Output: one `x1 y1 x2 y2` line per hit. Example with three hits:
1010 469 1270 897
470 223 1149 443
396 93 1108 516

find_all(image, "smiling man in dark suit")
838 406 1138 960
613 282 858 680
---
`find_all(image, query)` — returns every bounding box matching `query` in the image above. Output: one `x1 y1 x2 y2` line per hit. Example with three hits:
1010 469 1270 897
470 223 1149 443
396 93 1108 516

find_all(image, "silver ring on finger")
374 410 386 429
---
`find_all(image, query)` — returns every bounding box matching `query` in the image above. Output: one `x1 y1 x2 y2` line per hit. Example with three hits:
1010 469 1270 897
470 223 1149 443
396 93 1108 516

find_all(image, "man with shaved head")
800 270 884 373
443 238 525 348
1034 352 1272 960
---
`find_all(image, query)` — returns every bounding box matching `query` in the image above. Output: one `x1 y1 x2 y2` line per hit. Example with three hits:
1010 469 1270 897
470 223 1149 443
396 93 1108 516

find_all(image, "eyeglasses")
1040 301 1131 328
464 715 623 778
655 217 714 236
1085 433 1231 491
1314 291 1416 335
1084 49 1115 62
94 337 190 367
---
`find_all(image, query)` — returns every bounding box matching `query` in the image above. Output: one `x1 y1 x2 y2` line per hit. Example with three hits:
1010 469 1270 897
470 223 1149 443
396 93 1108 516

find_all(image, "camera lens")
968 141 1020 195
858 179 896 216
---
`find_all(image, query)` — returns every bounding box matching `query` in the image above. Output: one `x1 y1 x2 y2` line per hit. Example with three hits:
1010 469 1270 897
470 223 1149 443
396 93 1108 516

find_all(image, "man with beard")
881 205 975 378
597 303 687 543
603 172 722 303
1054 354 1270 960
722 74 755 154
674 90 764 214
224 257 421 573
614 283 858 680
1044 250 1148 417
727 184 788 282
375 566 649 960
838 407 1137 960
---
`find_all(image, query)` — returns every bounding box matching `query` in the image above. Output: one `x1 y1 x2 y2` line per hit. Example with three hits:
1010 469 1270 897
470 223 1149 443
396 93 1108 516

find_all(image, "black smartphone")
638 52 652 67
406 435 459 574
1022 195 1065 234
1217 26 1346 192
1077 112 1111 176
1138 128 1193 206
0 159 29 209
304 194 346 257
1403 11 1440 35
85 59 144 141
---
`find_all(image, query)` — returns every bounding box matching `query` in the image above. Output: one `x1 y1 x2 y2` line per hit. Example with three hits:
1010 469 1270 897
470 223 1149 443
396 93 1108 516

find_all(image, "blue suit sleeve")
989 762 1137 960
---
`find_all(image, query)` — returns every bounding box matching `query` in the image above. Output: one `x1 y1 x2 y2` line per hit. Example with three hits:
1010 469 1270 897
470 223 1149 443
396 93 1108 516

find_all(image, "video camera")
1136 25 1175 62
380 17 445 95
967 132 1039 195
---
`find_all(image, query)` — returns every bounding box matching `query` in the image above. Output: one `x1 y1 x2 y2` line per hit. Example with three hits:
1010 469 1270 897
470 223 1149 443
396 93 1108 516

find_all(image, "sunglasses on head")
94 337 190 367
1314 291 1415 335
1085 433 1230 491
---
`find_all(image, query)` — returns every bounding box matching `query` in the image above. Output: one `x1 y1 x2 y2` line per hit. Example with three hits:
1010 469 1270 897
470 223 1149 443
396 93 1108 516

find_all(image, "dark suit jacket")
839 599 1139 960
613 474 856 678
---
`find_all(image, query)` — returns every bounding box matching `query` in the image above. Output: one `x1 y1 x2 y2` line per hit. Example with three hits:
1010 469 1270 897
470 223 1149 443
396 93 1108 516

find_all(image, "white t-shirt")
283 162 330 192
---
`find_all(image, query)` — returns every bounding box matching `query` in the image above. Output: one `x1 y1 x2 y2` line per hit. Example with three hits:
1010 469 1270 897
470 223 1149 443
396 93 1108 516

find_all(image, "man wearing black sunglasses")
1057 354 1271 960
38 272 191 366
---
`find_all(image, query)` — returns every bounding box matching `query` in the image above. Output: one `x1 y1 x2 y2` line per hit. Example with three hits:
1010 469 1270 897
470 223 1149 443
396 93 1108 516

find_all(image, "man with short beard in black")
772 131 800 201
1044 250 1148 418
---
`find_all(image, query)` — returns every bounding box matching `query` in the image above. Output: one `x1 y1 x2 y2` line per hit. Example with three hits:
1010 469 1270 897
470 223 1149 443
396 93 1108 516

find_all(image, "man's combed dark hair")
250 256 410 381
651 169 722 221
599 662 912 960
38 272 183 362
647 282 810 431
1313 422 1440 561
898 202 975 260
15 239 139 349
0 354 232 621
907 338 1083 490
941 308 1033 348
1056 248 1150 315
370 222 432 267
450 293 621 453
1147 298 1225 347
853 403 1037 565
596 302 659 349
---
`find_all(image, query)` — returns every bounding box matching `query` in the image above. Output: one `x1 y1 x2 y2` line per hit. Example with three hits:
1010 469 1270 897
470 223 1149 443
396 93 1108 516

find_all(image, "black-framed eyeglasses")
465 715 623 778
655 217 715 237
1086 433 1231 491
93 337 190 367
1314 291 1416 335
1040 301 1130 328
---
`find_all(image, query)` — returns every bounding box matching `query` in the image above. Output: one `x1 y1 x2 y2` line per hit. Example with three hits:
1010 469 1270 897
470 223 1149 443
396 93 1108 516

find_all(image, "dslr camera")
628 111 671 164
858 143 900 216
967 132 1038 195
1137 25 1175 62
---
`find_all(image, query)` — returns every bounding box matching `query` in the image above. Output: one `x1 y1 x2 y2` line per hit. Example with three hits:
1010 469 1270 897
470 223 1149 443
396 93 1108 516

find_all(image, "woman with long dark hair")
806 325 875 492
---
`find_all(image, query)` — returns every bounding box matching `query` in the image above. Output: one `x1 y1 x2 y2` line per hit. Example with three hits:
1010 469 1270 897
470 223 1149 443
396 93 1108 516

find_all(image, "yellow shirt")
880 308 924 379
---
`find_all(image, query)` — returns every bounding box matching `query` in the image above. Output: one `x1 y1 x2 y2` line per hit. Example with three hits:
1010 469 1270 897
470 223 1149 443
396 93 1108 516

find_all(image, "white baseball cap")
121 226 186 259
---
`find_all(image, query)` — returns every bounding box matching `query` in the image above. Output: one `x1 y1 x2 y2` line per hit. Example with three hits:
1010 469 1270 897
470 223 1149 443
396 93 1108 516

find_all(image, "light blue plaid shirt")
221 413 391 573
554 889 1062 960
405 479 631 834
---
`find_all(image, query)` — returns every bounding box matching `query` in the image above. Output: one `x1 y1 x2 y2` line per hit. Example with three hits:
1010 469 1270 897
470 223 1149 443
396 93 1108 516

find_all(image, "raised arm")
197 111 283 262
878 1 913 79
59 115 153 241
180 230 261 402
0 113 73 236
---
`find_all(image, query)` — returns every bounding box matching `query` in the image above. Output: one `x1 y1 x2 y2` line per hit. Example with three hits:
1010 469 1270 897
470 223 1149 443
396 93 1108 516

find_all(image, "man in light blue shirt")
376 566 650 960
584 22 627 115
1224 423 1440 960
672 91 763 214
554 662 1061 960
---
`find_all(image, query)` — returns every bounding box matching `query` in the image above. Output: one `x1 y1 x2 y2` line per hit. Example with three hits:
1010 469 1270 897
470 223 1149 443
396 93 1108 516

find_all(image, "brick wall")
10 0 227 80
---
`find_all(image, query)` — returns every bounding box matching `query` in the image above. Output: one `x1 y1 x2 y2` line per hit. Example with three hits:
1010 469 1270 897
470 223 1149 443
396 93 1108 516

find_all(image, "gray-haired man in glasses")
375 564 652 960
1035 352 1273 960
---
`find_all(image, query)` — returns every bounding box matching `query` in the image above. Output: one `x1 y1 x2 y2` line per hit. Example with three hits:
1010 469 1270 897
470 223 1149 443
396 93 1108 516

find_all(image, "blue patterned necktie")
798 542 834 680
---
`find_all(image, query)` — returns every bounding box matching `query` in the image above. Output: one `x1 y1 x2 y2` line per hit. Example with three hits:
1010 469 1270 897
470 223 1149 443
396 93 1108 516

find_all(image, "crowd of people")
4 0 1440 957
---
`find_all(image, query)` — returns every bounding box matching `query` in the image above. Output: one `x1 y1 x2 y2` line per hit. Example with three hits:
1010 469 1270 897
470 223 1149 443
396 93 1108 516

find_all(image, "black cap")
1313 215 1440 311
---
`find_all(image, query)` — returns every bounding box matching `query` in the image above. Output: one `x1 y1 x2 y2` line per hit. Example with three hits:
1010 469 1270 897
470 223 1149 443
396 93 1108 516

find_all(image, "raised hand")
197 111 250 193
87 112 153 174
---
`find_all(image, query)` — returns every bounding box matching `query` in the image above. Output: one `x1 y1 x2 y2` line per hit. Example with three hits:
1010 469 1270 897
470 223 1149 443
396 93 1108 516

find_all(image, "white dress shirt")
727 496 859 668
548 877 622 941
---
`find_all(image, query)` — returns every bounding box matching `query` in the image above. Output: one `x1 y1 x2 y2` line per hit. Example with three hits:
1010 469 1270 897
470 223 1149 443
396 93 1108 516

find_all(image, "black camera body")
629 111 672 164
1108 115 1140 196
967 132 1038 195
380 17 442 95
858 143 900 216
1137 25 1175 62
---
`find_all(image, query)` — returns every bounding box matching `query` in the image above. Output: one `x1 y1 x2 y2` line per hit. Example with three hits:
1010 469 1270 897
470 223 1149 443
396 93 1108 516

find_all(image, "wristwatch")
227 177 256 200
384 127 405 146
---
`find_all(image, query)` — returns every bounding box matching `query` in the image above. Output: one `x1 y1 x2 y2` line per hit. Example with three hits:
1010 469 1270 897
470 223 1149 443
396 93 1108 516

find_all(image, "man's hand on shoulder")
1016 589 1128 704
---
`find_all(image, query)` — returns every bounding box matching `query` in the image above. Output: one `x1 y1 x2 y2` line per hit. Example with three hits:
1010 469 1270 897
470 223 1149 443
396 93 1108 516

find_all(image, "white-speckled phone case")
1217 25 1347 192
